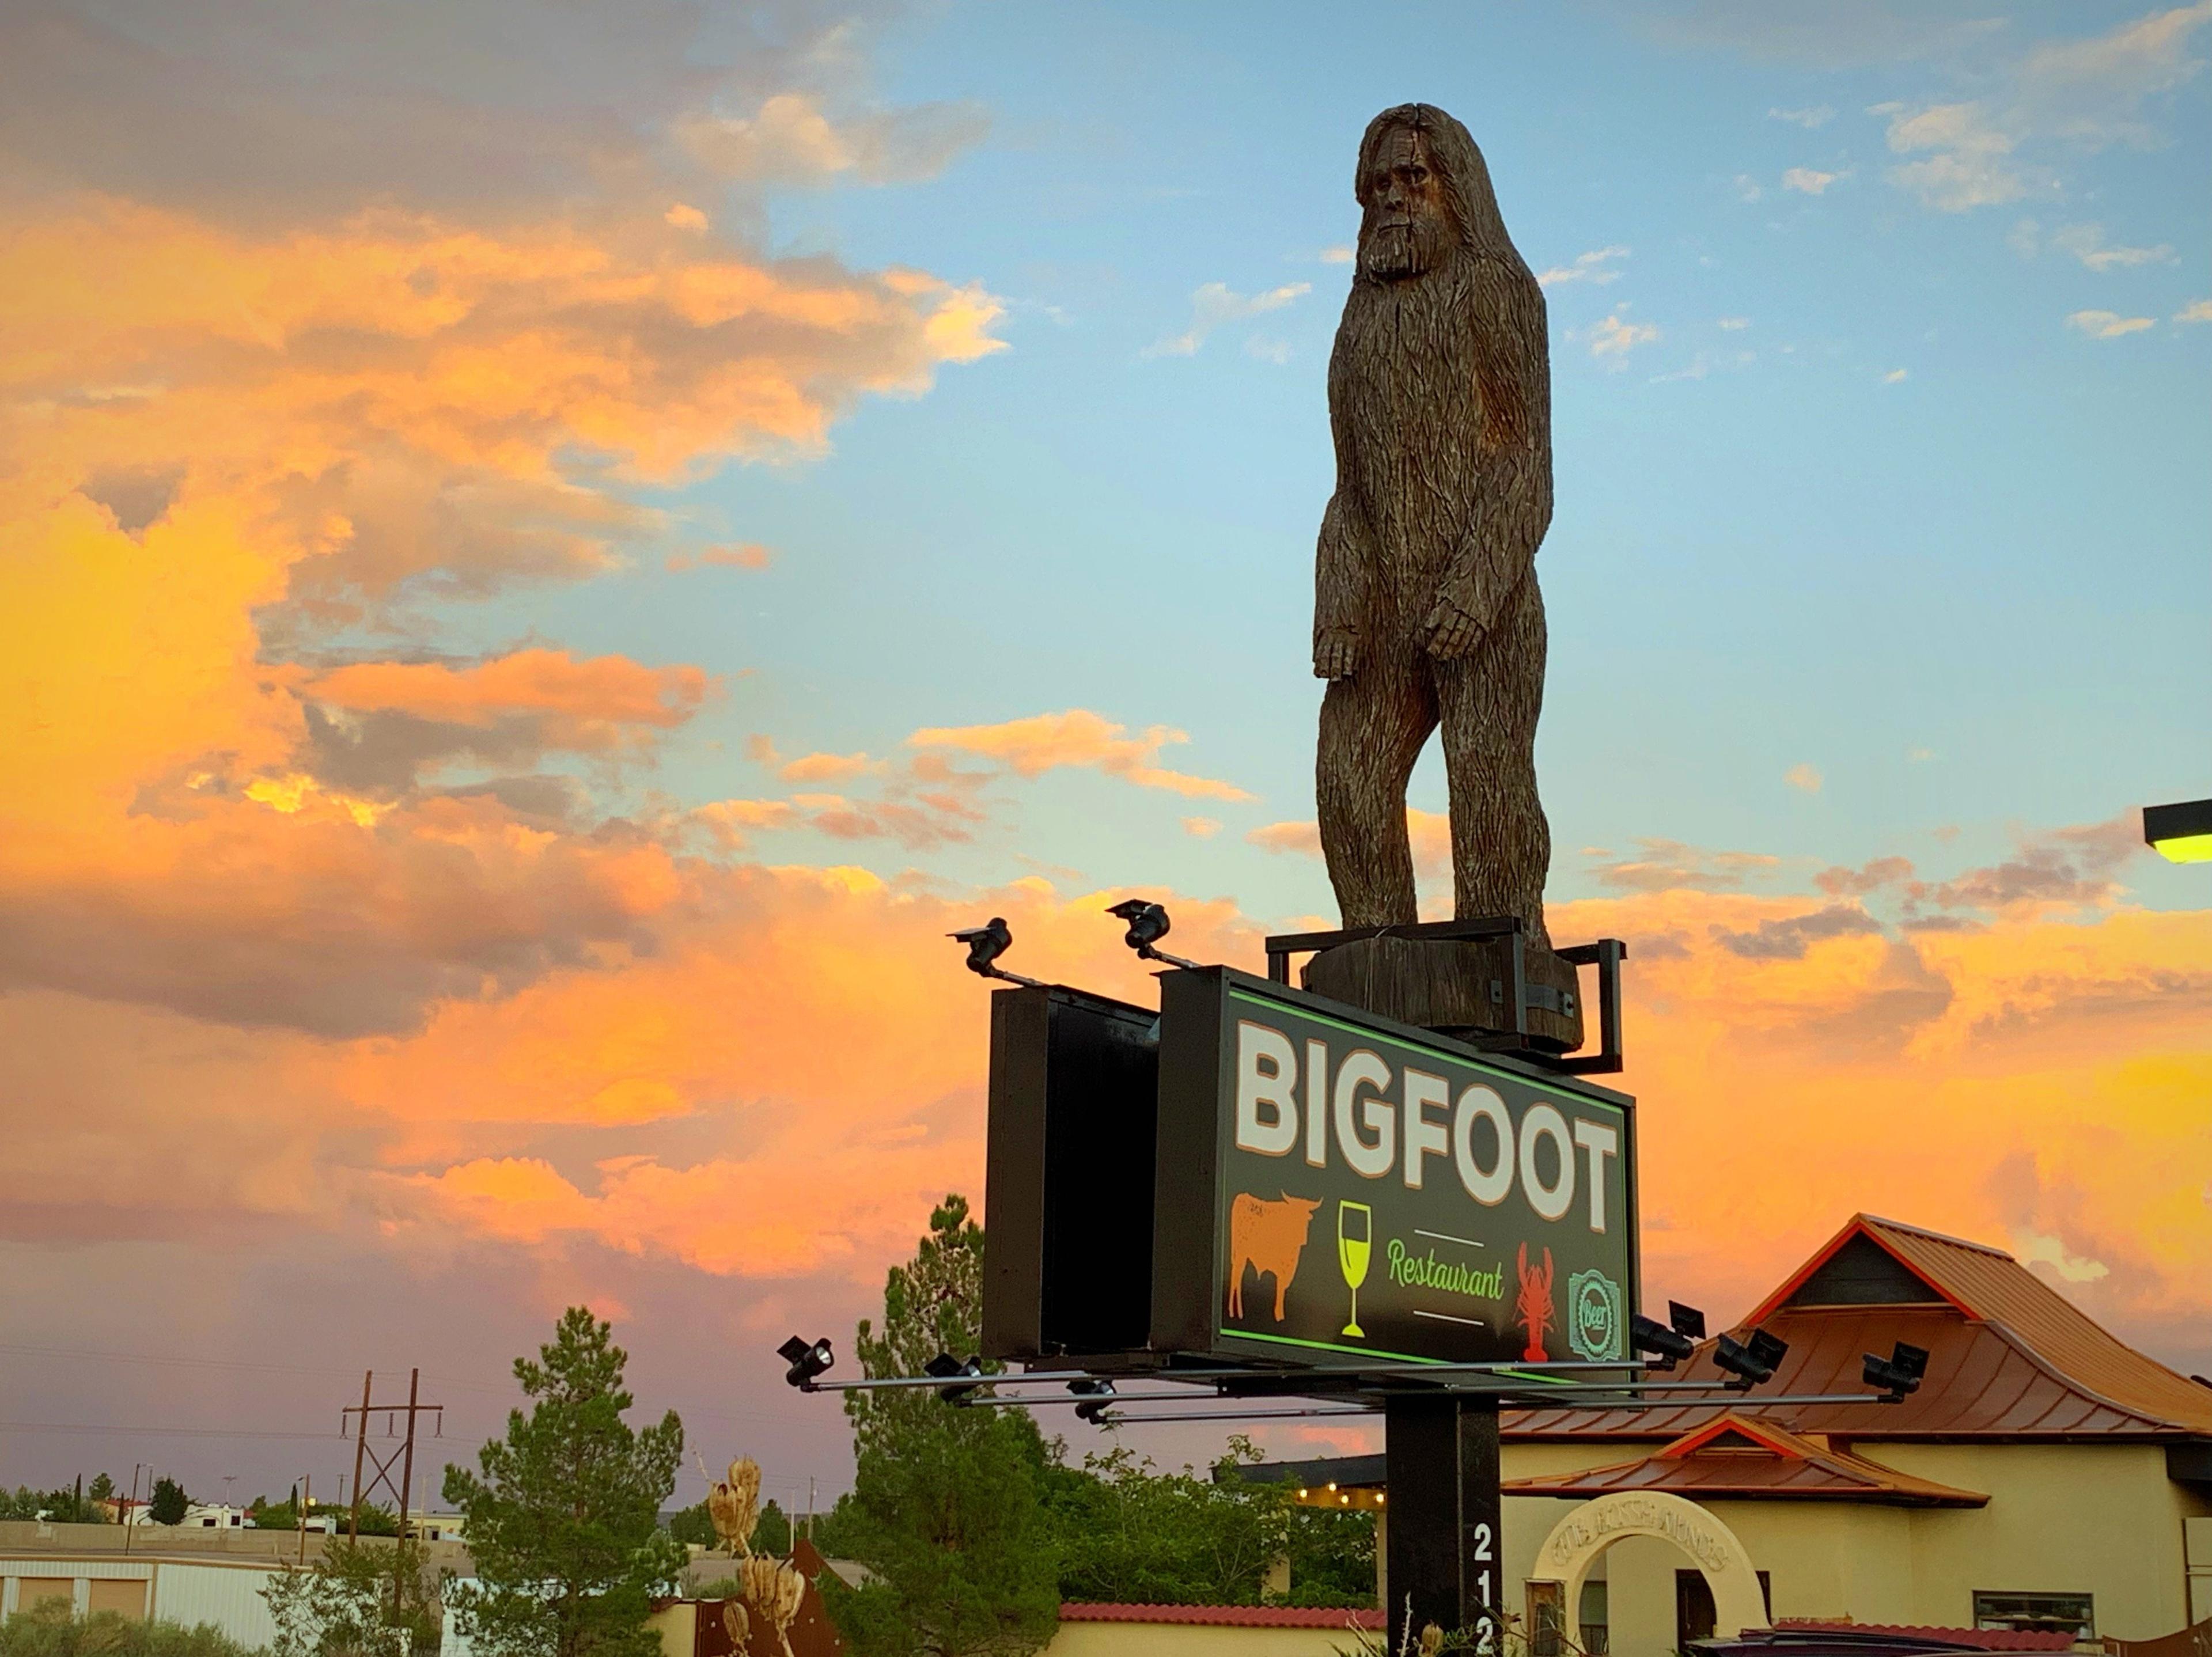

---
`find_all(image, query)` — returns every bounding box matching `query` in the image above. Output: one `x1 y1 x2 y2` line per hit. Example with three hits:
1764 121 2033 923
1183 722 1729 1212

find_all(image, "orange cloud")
666 543 773 572
777 751 877 784
2 798 2205 1378
909 710 1251 802
0 179 1005 1040
1247 820 1321 856
306 649 712 749
1 195 1003 634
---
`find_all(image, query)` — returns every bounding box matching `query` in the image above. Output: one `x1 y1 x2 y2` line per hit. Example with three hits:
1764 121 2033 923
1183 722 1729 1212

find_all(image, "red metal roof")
1509 1214 2212 1443
1774 1624 2074 1651
1061 1603 1385 1629
1501 1413 1986 1507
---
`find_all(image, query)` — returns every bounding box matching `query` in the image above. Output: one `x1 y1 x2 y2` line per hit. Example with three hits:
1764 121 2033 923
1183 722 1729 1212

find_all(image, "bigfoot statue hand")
1417 593 1486 662
1312 105 1555 943
1313 623 1361 680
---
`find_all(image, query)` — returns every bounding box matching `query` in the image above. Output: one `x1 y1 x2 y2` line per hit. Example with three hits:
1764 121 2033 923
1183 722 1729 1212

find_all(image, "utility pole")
298 1474 310 1565
341 1368 444 1557
349 1371 371 1543
125 1465 139 1556
397 1370 419 1548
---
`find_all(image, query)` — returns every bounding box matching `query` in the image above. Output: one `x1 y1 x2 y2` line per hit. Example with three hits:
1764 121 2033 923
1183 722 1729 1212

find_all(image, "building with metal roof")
1237 1214 2212 1653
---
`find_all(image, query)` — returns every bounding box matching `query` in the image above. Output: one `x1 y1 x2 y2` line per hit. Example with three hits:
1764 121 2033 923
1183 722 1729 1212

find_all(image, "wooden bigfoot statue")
1314 104 1553 946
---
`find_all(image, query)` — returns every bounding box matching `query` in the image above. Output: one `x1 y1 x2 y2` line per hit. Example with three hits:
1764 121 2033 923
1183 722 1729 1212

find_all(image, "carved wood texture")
1315 105 1554 946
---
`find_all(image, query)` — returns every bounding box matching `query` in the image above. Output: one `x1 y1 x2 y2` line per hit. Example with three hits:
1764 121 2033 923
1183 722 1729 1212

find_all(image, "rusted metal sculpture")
1313 103 1553 946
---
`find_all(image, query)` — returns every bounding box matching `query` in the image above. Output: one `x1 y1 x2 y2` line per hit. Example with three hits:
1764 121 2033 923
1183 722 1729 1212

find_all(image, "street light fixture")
925 1352 987 1406
1863 1341 1930 1402
2145 799 2212 864
778 1336 835 1389
1105 900 1203 970
1069 1378 1116 1424
1713 1326 1789 1390
1630 1300 1705 1371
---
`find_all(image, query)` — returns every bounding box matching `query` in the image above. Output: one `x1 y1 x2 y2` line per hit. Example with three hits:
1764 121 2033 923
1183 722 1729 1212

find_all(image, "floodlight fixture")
2145 799 2212 865
1713 1328 1782 1390
1890 1341 1929 1383
925 1351 987 1406
1862 1340 1930 1402
1105 899 1202 971
778 1336 835 1390
1069 1378 1117 1425
1631 1310 1698 1371
948 917 1043 987
1747 1328 1790 1373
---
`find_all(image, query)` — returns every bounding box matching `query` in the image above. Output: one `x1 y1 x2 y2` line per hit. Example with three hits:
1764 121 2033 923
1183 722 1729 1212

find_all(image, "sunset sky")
1 0 2207 1518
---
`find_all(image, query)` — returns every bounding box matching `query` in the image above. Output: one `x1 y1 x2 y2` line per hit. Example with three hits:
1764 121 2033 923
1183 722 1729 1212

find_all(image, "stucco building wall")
1488 1440 2212 1652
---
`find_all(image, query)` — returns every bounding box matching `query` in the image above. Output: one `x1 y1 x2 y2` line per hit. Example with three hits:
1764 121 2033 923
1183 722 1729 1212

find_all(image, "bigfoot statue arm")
1313 489 1372 680
1418 256 1554 662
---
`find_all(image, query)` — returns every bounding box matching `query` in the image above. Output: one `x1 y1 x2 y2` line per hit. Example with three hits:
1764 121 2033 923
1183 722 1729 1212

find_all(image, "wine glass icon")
1337 1201 1372 1339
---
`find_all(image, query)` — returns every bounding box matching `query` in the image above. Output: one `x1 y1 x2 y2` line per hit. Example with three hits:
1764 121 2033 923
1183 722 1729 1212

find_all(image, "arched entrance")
1527 1491 1768 1637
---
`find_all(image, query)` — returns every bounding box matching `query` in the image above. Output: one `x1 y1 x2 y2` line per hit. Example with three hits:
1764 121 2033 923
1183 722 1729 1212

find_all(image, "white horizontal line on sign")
1414 1230 1487 1249
1412 1310 1487 1328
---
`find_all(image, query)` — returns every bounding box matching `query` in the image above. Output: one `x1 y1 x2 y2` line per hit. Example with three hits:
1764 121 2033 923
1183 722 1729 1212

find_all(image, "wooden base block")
1300 934 1584 1053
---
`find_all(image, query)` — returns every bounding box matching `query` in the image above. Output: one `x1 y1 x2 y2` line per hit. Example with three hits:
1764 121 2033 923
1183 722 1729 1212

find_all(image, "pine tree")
442 1308 687 1657
823 1195 1058 1657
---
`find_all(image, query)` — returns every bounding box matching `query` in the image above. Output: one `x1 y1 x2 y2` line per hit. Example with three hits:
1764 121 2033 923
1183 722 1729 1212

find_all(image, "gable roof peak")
1857 1213 2013 1260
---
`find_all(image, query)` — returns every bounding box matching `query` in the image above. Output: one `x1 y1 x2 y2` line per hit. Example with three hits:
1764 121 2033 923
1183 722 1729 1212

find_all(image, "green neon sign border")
1226 988 1627 1119
1222 1327 1584 1385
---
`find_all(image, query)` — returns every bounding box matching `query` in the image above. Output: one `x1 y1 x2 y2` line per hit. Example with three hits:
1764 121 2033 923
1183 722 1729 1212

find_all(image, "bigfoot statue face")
1358 124 1455 281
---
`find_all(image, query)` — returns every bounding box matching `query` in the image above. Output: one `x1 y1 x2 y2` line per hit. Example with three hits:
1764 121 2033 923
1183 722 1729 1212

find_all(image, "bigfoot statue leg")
1437 575 1551 946
1317 653 1437 928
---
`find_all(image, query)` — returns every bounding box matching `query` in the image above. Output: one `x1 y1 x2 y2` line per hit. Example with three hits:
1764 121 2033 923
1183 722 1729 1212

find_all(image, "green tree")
149 1477 189 1525
820 1195 1058 1657
752 1497 792 1558
442 1307 687 1657
665 1491 792 1555
1281 1501 1377 1609
665 1497 716 1549
1045 1446 1285 1606
88 1473 116 1506
347 1501 401 1538
261 1538 444 1656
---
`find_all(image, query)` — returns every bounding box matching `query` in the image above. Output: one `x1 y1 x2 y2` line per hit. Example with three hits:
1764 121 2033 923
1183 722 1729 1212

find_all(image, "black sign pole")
1385 1394 1502 1655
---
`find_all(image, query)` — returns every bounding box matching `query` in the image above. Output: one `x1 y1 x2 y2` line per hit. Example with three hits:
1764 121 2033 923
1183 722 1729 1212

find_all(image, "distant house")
407 1510 466 1543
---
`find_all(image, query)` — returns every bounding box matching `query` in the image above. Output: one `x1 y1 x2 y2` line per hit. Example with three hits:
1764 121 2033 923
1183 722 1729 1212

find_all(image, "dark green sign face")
1160 973 1636 1371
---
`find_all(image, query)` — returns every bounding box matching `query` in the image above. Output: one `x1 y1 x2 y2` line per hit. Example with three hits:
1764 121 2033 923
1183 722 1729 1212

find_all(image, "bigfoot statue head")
1354 104 1515 284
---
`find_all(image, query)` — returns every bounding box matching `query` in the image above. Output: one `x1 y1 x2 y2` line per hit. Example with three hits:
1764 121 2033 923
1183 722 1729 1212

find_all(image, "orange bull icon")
1226 1192 1321 1321
1516 1242 1555 1362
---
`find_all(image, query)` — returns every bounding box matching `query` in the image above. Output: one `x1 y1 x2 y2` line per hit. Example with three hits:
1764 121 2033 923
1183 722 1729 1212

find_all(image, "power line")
0 1341 823 1416
0 1421 375 1442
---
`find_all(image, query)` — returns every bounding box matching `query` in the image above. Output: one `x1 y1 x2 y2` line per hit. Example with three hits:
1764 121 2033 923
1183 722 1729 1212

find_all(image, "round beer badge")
1566 1269 1623 1361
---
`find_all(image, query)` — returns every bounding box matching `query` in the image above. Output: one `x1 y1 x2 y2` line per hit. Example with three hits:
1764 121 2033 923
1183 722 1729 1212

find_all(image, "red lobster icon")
1516 1243 1555 1362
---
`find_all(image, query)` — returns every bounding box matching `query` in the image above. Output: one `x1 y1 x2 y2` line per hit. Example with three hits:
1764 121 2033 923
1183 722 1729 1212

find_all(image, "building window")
1579 1580 1609 1657
1526 1580 1564 1657
1973 1592 2093 1636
